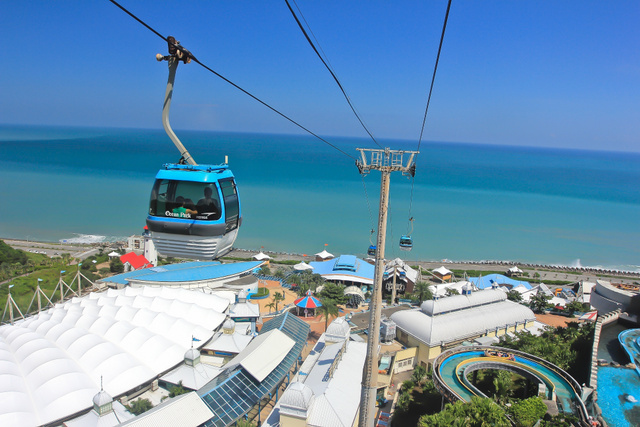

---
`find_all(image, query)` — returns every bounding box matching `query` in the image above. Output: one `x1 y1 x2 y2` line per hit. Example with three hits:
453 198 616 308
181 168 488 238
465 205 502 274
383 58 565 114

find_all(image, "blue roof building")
469 274 532 290
309 255 375 288
98 261 264 291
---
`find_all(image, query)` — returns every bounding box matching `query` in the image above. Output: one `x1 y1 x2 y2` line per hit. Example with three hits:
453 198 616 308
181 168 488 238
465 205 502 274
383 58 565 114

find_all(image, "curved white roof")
0 286 227 426
420 289 507 316
325 317 351 343
344 286 365 298
280 382 314 412
392 297 535 346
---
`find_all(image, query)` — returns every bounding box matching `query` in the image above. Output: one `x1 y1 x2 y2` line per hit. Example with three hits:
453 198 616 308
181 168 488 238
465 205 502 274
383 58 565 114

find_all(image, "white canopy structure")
0 286 228 426
107 251 120 257
252 252 271 261
315 250 334 261
293 261 314 271
433 266 453 276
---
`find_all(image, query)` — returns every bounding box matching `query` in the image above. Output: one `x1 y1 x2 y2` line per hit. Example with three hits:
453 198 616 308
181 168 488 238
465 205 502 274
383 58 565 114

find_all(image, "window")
219 179 239 232
149 179 222 221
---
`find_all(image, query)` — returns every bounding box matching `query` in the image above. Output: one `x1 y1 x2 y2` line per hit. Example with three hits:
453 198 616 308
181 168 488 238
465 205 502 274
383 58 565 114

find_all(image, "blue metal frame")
198 312 310 427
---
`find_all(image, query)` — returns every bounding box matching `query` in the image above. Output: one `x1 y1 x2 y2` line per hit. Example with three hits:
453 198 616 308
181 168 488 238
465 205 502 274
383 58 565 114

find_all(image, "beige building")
391 289 536 368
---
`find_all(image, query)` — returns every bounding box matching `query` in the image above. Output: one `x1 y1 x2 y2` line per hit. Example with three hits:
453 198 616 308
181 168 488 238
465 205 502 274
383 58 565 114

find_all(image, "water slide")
619 328 640 376
433 346 588 423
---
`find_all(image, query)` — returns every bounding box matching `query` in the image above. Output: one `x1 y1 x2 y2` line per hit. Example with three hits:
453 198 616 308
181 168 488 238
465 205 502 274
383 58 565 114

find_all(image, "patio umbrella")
294 291 323 309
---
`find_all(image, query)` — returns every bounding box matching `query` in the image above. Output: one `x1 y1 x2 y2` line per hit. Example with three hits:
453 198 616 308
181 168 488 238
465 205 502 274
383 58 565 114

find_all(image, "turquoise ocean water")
0 124 638 271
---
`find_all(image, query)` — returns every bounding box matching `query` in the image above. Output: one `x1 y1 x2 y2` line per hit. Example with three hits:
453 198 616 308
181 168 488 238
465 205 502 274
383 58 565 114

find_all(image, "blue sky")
2 1 638 152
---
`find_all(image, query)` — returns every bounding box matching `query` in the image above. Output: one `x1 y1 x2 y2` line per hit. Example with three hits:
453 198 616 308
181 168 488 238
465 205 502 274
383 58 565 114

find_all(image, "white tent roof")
315 250 334 259
108 251 120 257
0 287 227 426
252 252 271 261
433 266 452 276
508 266 523 273
293 262 314 271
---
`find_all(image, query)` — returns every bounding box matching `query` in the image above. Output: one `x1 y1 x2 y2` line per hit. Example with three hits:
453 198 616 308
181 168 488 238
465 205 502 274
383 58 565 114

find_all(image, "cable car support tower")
356 147 417 426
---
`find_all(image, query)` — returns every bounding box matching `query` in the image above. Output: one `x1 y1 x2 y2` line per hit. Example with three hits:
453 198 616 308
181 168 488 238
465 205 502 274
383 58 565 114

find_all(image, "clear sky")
2 1 638 152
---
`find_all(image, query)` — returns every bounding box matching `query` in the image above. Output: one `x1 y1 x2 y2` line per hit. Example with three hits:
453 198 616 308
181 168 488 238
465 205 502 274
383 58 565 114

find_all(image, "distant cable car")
367 245 377 257
367 229 377 258
399 235 413 251
146 39 241 260
399 218 414 251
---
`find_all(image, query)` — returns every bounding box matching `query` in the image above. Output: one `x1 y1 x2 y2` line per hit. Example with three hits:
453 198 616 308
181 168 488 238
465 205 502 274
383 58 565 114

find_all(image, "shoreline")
3 237 639 280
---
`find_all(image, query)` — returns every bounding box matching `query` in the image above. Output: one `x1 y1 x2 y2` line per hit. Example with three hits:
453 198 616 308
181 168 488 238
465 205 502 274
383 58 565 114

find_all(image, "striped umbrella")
294 291 322 309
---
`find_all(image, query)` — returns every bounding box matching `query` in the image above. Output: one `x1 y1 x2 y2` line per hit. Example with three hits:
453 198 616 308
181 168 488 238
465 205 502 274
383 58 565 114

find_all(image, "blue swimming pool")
597 366 640 427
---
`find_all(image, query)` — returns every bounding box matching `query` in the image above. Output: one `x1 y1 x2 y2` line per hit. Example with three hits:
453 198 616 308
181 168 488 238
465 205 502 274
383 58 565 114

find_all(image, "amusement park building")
391 289 536 367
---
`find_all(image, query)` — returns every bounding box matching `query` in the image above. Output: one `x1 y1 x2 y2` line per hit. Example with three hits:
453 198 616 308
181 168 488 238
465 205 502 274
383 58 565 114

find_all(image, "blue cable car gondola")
399 217 414 251
399 235 413 251
367 245 376 257
146 40 241 260
367 229 377 258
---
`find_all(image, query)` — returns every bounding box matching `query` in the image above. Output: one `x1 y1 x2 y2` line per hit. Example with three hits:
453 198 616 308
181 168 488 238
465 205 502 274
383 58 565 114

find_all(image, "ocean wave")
59 234 127 244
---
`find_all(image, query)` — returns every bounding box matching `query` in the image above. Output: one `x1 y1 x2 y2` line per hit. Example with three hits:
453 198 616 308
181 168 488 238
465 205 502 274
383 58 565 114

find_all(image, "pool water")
597 366 640 427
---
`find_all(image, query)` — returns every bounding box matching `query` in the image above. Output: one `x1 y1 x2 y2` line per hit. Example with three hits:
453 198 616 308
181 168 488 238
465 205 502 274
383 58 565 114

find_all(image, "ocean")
0 124 638 271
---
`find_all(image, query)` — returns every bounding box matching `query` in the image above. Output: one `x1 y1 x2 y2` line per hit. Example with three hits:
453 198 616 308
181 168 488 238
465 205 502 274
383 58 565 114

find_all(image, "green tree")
317 299 339 331
126 398 153 415
0 240 28 266
412 365 427 385
414 281 433 303
274 268 285 279
507 397 547 427
529 291 551 313
396 390 414 412
272 291 285 312
258 265 271 276
318 282 347 304
507 290 523 302
563 301 584 317
540 413 580 426
445 288 459 296
492 370 513 403
168 380 188 398
418 397 509 427
109 258 124 273
265 302 275 313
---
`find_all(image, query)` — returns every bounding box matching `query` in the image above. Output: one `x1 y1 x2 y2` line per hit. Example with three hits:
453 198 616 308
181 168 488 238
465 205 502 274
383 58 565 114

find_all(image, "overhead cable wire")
108 0 356 161
417 0 452 152
407 0 453 227
285 0 383 149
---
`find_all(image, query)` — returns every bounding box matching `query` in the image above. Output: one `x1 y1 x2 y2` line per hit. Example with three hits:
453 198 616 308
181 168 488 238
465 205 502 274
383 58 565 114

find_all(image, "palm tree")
265 302 275 314
317 299 339 331
272 291 284 312
414 281 433 302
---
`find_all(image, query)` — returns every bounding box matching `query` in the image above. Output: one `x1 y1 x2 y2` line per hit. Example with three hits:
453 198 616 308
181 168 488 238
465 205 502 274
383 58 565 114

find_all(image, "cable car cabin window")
149 179 222 221
219 178 239 232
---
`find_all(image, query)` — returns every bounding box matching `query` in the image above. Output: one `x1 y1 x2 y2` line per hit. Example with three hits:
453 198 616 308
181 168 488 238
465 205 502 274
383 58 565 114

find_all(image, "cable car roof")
156 163 235 183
